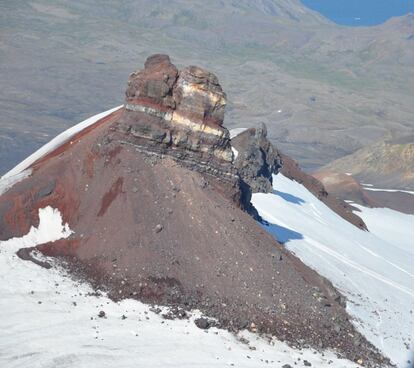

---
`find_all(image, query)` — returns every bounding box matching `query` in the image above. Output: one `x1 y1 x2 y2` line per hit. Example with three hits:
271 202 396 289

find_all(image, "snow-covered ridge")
0 170 32 196
252 174 414 367
1 106 122 181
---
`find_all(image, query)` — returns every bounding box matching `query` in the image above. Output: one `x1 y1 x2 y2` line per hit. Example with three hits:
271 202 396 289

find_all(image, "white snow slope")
0 206 361 368
252 174 414 368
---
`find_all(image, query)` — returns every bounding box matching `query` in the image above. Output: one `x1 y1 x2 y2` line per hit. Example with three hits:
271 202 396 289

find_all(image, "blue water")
301 0 414 26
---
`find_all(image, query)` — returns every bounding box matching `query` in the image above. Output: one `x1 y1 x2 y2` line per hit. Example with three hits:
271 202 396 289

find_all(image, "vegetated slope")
320 137 414 190
1 1 414 175
252 173 414 367
0 55 387 366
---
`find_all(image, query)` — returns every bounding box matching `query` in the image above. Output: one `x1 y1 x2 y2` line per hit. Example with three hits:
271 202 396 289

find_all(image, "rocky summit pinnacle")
121 54 232 163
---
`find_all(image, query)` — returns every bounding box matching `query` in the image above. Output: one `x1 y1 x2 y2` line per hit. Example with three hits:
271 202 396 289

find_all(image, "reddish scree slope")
0 55 387 366
0 109 385 365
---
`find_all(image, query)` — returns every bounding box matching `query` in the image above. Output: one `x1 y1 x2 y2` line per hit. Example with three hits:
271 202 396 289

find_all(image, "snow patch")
252 174 414 367
352 204 414 254
229 128 248 139
231 146 239 160
1 206 73 249
363 187 414 195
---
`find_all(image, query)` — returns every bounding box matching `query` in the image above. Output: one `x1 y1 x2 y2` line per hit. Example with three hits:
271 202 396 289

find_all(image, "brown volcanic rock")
126 54 178 109
123 54 232 163
314 169 414 215
0 56 388 366
174 65 227 127
0 120 384 365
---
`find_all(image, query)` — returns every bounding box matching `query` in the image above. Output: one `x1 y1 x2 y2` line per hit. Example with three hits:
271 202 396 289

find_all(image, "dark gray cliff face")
231 123 282 193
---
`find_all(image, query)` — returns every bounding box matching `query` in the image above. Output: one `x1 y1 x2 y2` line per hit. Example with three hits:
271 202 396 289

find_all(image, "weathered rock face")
121 54 232 164
125 54 178 109
231 124 282 193
174 66 226 127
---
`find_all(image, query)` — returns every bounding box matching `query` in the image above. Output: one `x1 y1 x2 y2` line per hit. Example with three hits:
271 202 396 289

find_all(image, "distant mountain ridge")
320 137 414 190
1 0 413 185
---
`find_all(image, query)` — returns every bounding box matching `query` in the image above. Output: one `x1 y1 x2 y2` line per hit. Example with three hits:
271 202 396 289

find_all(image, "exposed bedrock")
121 54 232 164
232 123 282 193
116 54 284 212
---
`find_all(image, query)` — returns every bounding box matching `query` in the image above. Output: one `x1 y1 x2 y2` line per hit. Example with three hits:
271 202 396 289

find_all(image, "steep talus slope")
0 210 365 368
0 55 388 366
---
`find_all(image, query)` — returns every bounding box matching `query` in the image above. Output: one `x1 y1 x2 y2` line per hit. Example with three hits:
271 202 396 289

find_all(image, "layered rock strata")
120 54 233 164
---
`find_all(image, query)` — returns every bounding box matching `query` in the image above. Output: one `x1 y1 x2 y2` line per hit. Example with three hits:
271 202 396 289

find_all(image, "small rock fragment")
154 224 163 233
98 310 106 318
195 317 211 330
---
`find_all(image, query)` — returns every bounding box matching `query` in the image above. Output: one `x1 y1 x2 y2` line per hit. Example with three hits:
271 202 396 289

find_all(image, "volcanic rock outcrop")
232 124 282 193
122 54 233 163
0 55 387 366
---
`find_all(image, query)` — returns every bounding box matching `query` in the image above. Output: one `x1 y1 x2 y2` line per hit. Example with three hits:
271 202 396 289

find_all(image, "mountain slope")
1 1 414 176
0 55 387 365
319 137 414 190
